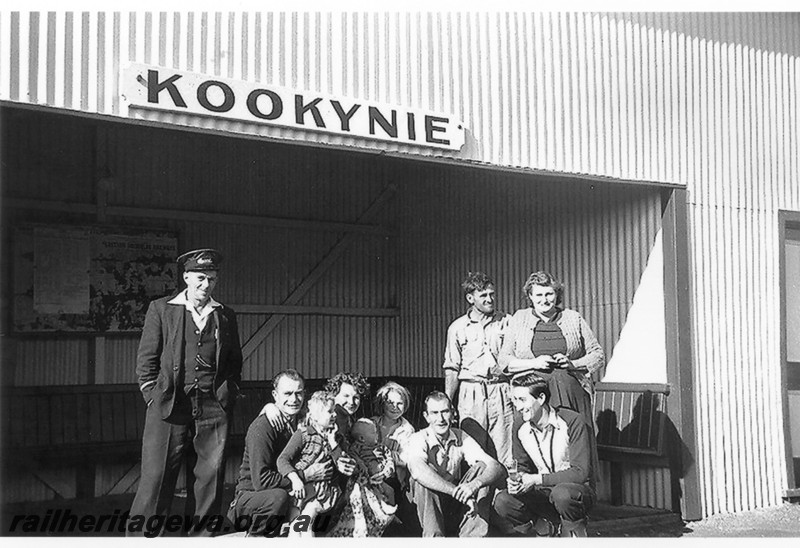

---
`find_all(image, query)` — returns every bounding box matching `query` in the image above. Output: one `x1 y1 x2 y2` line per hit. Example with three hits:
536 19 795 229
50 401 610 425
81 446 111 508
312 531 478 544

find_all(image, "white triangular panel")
602 229 667 383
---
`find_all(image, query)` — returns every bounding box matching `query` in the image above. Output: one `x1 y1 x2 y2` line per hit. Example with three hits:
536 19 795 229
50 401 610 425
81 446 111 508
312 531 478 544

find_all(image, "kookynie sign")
123 64 466 151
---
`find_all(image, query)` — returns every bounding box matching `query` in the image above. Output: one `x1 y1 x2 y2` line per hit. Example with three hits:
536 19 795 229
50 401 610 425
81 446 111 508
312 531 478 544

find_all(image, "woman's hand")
523 355 555 370
552 353 572 369
259 403 287 429
335 455 357 476
369 470 388 484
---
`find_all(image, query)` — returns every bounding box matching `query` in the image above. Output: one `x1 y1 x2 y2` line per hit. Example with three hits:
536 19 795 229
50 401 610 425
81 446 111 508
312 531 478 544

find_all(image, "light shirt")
168 290 222 332
517 406 571 475
405 426 489 482
443 310 510 381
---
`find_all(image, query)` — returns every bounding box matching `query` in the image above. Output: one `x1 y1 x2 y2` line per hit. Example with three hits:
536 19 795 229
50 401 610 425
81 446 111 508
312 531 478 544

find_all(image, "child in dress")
277 391 343 537
348 418 395 505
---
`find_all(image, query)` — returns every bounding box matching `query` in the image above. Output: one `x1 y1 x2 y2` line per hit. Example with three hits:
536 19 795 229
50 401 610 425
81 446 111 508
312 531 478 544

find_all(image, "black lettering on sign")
330 101 361 131
407 112 416 141
147 70 186 107
295 96 326 127
247 89 283 120
197 80 235 113
425 115 449 145
369 107 397 138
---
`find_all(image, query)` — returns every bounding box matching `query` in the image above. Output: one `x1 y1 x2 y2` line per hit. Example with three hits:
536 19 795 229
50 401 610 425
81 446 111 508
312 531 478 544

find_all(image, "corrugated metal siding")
682 13 800 517
396 162 662 377
4 11 791 185
621 465 672 509
14 339 89 385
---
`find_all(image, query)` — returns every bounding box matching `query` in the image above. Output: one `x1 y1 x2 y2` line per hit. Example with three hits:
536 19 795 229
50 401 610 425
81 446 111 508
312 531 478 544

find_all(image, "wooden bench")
593 382 672 505
1 377 442 498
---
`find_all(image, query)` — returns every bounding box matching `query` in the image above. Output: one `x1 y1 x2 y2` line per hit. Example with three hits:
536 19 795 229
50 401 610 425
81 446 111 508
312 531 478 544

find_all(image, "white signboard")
123 63 466 151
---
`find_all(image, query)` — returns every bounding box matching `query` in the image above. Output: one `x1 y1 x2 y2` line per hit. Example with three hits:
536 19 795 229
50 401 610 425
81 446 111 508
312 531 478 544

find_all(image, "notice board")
13 224 179 332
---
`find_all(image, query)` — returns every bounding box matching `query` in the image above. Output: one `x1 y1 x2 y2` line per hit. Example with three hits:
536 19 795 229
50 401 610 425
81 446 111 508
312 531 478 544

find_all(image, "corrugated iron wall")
395 163 662 378
677 14 800 516
1 11 791 186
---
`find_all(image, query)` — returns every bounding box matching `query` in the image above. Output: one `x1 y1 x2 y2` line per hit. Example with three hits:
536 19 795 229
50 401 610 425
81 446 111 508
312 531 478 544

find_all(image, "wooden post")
662 188 702 520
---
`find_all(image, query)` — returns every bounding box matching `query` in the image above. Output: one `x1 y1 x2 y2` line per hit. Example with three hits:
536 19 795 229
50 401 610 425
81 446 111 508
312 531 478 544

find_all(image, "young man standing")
405 391 504 537
443 272 513 463
493 373 596 537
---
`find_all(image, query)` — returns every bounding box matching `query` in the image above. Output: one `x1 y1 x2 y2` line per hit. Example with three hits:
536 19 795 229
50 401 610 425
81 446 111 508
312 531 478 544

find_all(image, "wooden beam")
5 198 96 215
241 185 397 360
4 198 390 236
230 304 399 317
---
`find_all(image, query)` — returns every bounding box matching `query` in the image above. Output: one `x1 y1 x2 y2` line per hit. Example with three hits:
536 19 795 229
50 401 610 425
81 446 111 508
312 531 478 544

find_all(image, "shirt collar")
425 426 458 449
167 290 222 310
466 308 500 324
531 405 564 434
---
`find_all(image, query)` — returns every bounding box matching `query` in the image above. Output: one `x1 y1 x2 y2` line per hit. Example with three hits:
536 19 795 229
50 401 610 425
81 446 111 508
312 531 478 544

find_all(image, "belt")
460 378 509 385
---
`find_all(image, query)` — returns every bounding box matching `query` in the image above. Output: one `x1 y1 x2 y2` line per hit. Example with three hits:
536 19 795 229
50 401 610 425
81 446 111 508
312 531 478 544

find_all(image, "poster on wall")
33 227 91 314
13 224 179 332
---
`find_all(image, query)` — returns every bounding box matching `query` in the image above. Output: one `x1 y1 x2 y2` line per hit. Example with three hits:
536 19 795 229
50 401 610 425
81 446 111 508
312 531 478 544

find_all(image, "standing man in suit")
129 248 243 536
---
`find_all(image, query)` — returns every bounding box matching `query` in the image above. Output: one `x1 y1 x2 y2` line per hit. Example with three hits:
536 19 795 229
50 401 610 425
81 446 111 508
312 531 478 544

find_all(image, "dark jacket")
136 294 243 420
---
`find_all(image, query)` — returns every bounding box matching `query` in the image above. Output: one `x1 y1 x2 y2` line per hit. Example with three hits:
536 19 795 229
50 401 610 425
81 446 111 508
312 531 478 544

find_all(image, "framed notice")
13 224 179 332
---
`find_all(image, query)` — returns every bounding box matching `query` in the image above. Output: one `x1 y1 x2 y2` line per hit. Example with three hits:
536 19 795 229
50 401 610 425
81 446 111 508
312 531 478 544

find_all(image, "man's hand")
302 459 333 482
507 472 538 495
452 479 479 504
259 403 286 429
288 474 305 499
335 455 357 476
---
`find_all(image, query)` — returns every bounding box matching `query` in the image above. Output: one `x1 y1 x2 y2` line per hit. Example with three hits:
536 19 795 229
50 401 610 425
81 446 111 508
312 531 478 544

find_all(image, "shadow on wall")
595 391 694 512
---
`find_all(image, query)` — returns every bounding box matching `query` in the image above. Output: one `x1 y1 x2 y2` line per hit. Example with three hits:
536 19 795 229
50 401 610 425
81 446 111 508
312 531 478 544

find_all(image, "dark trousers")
229 489 291 536
129 389 229 537
494 483 595 536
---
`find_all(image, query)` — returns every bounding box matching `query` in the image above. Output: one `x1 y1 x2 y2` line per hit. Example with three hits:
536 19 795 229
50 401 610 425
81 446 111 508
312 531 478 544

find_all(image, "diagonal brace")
241 184 397 361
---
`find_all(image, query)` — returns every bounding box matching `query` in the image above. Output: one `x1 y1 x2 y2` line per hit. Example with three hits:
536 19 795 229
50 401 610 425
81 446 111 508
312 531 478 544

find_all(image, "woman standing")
498 271 604 426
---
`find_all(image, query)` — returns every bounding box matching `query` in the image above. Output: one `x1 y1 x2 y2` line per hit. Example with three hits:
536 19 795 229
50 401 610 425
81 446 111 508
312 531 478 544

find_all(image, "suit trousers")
129 389 229 536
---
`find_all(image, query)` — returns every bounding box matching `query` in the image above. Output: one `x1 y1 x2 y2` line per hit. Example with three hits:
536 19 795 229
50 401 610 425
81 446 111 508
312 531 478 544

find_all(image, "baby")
277 391 342 537
348 418 395 504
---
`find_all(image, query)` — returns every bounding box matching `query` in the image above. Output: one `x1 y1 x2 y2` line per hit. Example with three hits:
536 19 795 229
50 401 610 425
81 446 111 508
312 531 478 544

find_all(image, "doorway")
781 212 800 495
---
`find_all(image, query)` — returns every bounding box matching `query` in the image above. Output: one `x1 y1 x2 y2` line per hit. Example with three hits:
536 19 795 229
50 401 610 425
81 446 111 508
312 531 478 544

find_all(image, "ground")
3 490 799 537
592 502 800 537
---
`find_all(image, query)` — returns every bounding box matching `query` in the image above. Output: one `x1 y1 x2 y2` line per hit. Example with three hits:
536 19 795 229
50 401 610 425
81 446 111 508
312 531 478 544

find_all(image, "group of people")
130 248 605 537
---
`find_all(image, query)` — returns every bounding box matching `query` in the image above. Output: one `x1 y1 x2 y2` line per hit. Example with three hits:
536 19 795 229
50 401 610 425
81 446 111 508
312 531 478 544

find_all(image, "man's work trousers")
457 381 514 464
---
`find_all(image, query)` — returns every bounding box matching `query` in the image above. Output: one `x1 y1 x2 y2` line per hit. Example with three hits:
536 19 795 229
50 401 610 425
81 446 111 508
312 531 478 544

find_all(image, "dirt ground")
682 503 800 537
610 502 800 537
